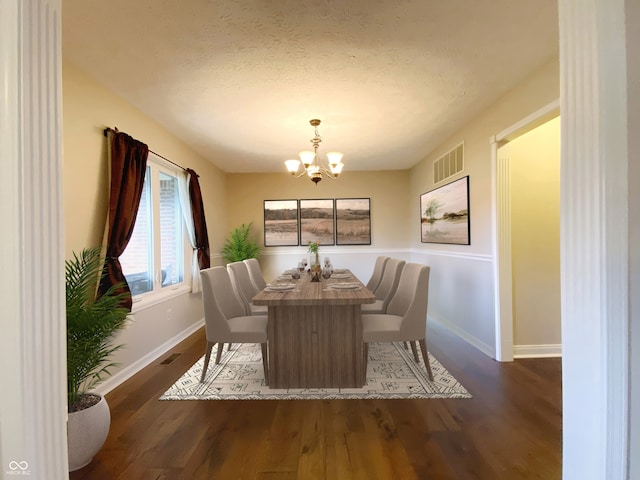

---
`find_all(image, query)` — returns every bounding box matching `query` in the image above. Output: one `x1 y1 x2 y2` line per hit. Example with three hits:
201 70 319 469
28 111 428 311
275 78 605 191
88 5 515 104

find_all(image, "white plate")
331 273 351 279
329 283 360 290
266 284 296 291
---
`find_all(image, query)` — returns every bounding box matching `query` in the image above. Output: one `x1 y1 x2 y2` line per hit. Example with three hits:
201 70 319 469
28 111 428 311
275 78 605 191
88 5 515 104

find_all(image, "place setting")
265 283 297 292
325 282 361 290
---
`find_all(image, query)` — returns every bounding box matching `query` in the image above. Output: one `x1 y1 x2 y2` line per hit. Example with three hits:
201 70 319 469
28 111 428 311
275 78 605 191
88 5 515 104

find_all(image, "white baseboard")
94 318 205 396
513 344 562 358
428 314 496 359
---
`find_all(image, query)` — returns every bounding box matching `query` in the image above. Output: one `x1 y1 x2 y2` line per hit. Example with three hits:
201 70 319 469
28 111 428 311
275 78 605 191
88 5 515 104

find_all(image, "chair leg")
200 341 214 383
403 341 409 350
418 339 434 381
260 343 269 386
410 341 420 362
215 341 224 364
228 343 233 351
363 342 369 383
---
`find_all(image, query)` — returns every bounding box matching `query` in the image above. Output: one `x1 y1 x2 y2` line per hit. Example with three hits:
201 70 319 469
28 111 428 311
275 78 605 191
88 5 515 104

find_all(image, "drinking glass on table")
323 257 333 273
298 261 305 272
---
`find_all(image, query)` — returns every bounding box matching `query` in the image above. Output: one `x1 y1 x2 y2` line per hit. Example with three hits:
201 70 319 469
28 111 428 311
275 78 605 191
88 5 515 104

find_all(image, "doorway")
491 100 560 361
499 116 561 358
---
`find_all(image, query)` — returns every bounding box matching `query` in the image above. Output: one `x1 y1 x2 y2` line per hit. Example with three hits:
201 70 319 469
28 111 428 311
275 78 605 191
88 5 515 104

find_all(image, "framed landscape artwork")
299 199 335 245
335 198 371 245
264 200 299 246
420 176 470 245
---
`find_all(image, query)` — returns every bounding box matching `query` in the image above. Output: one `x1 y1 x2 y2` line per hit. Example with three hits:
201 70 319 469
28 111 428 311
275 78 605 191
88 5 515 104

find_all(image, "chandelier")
284 119 344 185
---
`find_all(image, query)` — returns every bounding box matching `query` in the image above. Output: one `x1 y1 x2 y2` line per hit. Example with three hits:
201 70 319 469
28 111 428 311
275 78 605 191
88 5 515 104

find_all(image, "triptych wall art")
420 176 470 245
264 198 371 247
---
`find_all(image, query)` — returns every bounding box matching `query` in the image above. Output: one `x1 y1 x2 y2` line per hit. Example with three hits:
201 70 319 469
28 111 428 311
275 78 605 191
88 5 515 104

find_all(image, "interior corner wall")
62 61 227 392
409 57 560 357
225 170 411 282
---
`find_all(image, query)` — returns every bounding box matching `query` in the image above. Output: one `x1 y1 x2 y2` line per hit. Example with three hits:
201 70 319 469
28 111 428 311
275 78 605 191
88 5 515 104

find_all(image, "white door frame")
490 99 560 362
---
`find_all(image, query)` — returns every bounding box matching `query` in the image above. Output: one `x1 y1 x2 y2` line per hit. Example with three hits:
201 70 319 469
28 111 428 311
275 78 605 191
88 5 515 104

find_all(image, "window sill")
130 284 192 313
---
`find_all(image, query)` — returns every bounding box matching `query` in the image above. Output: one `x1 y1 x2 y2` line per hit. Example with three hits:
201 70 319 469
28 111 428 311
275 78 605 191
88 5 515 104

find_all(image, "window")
120 154 187 303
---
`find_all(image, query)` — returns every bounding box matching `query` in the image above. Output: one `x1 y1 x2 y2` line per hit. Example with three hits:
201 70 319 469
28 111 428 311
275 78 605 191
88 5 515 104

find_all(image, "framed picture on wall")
299 199 335 245
420 176 470 245
264 199 299 246
335 198 371 245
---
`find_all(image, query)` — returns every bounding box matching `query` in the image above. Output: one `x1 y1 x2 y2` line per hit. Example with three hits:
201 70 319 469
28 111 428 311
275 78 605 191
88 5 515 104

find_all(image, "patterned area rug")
160 342 471 400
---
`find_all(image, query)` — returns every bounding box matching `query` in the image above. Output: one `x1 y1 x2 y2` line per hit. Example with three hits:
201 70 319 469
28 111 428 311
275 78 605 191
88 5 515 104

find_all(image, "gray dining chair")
199 266 269 384
361 258 405 314
227 261 268 316
361 263 433 381
243 258 267 291
366 256 390 292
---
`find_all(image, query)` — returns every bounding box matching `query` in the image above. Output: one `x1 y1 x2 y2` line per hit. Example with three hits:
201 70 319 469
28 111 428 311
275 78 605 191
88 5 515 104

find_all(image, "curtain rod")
104 127 187 173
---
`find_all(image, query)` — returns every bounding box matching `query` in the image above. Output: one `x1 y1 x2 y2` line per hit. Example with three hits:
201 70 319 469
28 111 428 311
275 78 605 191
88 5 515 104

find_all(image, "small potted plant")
66 247 129 471
222 222 261 263
307 241 322 282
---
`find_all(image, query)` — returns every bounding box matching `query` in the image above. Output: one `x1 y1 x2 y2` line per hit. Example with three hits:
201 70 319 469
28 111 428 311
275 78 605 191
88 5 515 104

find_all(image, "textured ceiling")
62 0 558 173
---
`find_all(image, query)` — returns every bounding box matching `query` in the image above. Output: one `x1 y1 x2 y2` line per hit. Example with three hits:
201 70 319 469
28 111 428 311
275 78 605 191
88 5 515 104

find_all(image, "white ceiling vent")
433 143 464 184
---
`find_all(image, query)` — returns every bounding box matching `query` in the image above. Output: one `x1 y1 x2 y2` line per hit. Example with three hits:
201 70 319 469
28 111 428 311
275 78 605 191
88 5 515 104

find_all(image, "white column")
559 0 629 478
0 0 67 478
491 137 514 362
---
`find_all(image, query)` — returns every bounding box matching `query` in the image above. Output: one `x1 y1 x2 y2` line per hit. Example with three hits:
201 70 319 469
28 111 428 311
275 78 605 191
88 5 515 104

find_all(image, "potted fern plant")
222 222 261 263
66 247 129 471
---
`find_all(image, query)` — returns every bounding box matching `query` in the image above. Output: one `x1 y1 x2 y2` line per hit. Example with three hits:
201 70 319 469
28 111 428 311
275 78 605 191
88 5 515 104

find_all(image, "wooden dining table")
252 269 375 389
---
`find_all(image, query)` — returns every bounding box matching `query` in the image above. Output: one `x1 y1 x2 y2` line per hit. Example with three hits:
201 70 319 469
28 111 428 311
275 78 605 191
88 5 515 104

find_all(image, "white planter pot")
67 394 111 472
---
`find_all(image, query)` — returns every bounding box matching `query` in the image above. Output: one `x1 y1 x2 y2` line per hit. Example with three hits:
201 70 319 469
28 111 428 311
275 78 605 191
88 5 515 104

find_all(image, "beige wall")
62 61 228 390
508 116 561 349
410 58 560 254
63 60 228 257
225 170 410 280
408 57 560 355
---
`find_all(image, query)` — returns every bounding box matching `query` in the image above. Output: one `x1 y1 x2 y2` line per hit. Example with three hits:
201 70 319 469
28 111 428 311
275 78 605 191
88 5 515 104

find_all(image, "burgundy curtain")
99 131 149 310
186 168 210 269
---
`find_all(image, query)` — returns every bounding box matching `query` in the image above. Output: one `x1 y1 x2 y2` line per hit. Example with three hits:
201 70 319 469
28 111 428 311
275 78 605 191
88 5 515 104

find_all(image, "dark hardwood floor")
69 321 562 479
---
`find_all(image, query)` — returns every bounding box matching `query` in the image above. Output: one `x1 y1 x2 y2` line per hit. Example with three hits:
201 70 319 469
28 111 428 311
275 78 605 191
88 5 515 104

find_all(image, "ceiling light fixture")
284 119 344 185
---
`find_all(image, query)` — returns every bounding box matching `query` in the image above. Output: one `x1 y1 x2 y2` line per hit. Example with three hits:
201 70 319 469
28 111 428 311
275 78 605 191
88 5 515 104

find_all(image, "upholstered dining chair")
199 266 269 384
227 261 268 316
361 263 433 381
243 258 267 292
361 258 405 314
366 256 390 292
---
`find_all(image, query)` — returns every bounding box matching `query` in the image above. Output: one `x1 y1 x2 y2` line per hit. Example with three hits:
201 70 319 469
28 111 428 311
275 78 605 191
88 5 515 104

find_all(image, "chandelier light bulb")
285 159 301 175
326 151 343 166
299 151 316 167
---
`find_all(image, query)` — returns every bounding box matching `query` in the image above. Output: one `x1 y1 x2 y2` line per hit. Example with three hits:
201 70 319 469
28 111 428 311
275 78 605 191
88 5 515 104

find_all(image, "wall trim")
410 248 492 262
95 318 205 396
260 247 409 257
428 314 495 358
513 344 562 358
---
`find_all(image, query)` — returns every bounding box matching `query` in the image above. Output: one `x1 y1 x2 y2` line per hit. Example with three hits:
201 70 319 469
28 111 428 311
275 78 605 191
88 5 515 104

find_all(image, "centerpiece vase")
310 251 321 282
